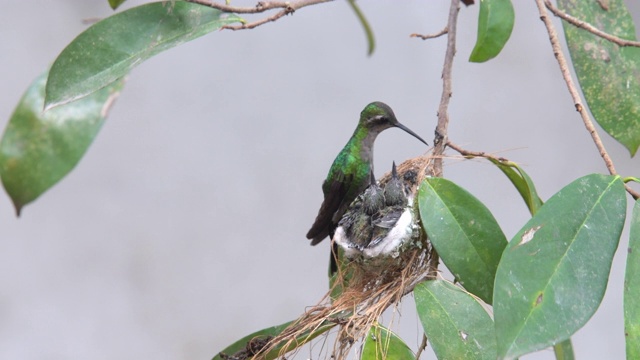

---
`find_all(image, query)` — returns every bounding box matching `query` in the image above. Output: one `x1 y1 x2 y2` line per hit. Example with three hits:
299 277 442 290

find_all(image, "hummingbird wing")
307 172 352 245
372 207 404 229
368 207 404 248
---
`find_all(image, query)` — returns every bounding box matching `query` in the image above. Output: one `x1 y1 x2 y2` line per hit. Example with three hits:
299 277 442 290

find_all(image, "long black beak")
395 122 429 146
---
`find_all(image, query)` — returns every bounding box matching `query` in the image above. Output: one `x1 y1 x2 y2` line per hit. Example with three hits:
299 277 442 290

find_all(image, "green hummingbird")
306 102 428 245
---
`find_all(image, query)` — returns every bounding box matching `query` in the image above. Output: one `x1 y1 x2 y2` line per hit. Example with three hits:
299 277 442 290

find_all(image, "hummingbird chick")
364 162 414 258
334 162 415 259
333 172 384 257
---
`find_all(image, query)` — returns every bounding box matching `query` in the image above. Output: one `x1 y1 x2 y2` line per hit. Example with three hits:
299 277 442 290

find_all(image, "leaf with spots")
414 280 497 360
0 70 125 216
45 2 243 109
625 199 640 358
493 174 626 359
418 177 507 304
558 0 640 156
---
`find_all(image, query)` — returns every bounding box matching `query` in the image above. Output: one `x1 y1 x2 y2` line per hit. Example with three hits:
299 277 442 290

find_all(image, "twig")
537 0 640 200
446 141 511 163
428 0 460 178
536 5 616 169
414 0 460 304
415 333 428 360
411 27 448 40
629 184 640 200
186 0 333 30
545 0 640 47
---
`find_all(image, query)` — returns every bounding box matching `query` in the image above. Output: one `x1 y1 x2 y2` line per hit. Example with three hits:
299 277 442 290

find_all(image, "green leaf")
418 177 507 303
553 338 575 360
346 0 375 56
625 199 640 358
0 70 125 216
489 159 544 215
558 0 640 156
414 280 497 360
494 174 626 360
45 1 242 109
108 0 126 10
212 320 334 360
212 322 291 360
361 324 414 360
469 0 515 62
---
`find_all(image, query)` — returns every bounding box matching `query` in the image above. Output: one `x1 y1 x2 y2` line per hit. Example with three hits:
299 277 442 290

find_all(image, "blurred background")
1 1 639 359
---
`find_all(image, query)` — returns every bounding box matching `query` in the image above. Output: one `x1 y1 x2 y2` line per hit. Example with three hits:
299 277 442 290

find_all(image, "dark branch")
415 333 428 359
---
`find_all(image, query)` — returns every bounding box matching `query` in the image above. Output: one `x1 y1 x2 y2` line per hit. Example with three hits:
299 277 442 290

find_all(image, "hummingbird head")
360 102 429 146
384 161 407 206
362 171 385 215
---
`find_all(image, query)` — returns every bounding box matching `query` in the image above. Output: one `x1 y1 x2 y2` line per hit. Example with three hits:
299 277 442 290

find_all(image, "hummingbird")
306 102 428 246
365 161 413 257
333 171 385 257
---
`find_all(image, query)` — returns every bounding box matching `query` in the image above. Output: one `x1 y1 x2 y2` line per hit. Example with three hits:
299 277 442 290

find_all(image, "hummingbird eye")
369 115 387 125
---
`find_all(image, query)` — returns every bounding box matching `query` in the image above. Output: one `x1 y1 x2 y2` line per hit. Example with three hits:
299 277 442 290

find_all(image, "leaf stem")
553 338 576 360
415 333 428 359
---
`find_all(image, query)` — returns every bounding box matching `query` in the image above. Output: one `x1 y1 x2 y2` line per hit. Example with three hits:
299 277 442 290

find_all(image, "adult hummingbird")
306 102 428 245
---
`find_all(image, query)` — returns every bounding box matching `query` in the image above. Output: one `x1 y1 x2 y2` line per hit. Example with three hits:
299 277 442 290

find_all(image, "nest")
238 155 438 360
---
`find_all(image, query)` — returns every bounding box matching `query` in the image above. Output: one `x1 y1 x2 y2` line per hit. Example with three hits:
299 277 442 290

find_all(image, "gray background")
1 1 639 359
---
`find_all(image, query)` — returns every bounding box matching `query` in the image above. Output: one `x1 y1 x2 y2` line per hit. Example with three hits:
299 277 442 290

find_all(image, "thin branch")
429 0 460 178
415 333 428 360
545 0 640 47
446 141 511 163
186 0 333 30
411 27 448 40
536 0 640 200
534 3 617 171
629 184 640 200
413 0 459 299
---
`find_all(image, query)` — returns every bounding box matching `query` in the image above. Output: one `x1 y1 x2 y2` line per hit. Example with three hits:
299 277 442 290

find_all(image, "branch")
534 3 615 169
535 0 640 200
545 0 640 47
446 141 511 163
186 0 333 30
429 0 460 178
415 333 428 360
411 27 448 40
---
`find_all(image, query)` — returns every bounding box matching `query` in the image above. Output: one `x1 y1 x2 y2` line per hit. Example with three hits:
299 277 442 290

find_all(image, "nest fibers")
237 155 440 360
